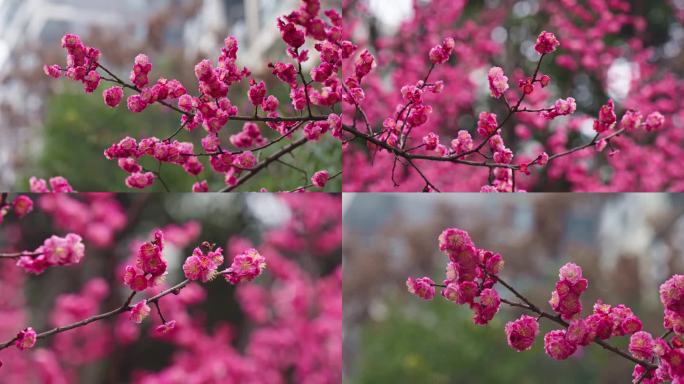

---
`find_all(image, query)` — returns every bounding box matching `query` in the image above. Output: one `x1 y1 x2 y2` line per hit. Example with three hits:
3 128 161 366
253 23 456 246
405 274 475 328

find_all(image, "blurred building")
183 0 298 66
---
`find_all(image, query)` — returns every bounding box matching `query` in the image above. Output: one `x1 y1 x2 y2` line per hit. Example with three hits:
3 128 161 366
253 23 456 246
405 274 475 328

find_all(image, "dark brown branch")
220 137 309 192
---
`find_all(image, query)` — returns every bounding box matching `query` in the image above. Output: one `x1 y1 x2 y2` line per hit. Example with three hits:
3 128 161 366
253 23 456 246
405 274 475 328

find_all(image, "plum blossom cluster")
342 0 678 192
408 227 684 382
123 230 167 291
407 228 503 325
14 233 85 275
43 0 343 192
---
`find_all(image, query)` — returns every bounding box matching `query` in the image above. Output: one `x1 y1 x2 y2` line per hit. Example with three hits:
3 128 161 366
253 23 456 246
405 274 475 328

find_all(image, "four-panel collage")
0 0 682 383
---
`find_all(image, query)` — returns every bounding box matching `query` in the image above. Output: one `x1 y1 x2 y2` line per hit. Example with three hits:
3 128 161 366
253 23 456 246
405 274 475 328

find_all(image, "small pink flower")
103 86 124 108
125 172 155 189
534 31 560 55
438 228 473 253
123 266 150 291
354 50 375 80
248 80 267 106
538 152 549 166
487 67 509 99
429 37 455 64
644 111 665 132
565 319 588 346
406 276 435 300
660 275 684 316
456 281 478 305
505 315 539 351
127 95 148 113
277 19 305 49
544 330 577 360
43 64 61 78
182 247 224 283
593 99 616 133
477 112 498 137
484 252 504 275
451 130 473 154
620 110 643 131
155 320 176 335
629 331 654 360
192 180 209 192
42 233 85 265
12 195 33 218
558 262 583 284
422 132 439 151
49 176 74 192
225 248 266 285
311 170 330 188
473 288 500 325
129 300 151 324
15 327 37 350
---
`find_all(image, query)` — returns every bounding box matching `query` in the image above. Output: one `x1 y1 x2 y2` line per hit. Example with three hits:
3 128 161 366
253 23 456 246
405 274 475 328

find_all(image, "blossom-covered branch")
342 0 675 192
408 227 684 382
344 31 665 192
42 0 345 192
0 230 266 359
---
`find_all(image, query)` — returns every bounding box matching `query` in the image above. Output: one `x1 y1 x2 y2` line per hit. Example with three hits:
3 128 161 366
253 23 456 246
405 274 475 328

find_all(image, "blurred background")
343 193 684 383
0 192 341 383
0 0 341 191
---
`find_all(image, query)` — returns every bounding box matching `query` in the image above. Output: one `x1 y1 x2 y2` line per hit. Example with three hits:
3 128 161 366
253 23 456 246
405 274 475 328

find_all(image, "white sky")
368 0 413 29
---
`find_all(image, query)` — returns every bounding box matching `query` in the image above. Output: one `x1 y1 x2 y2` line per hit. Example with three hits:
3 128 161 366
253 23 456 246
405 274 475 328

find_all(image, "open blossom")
477 112 498 137
473 288 500 325
125 172 155 189
103 86 124 108
534 31 560 54
429 37 455 64
248 80 267 106
129 300 151 324
407 277 436 300
124 230 167 291
451 130 473 154
43 233 85 265
43 64 61 78
438 228 473 253
549 263 588 320
311 170 330 188
16 233 85 274
621 110 643 131
15 328 37 350
422 132 439 151
644 111 665 132
182 246 224 283
225 248 266 285
629 331 654 360
12 195 33 218
541 97 576 120
660 275 684 316
543 330 576 360
355 50 375 80
127 95 148 113
505 315 539 351
593 99 617 133
487 67 509 98
130 53 152 88
566 318 589 346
